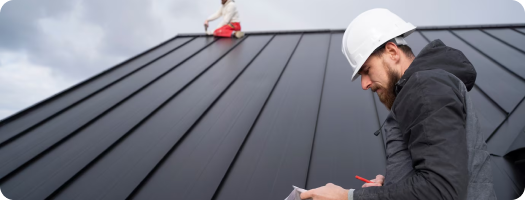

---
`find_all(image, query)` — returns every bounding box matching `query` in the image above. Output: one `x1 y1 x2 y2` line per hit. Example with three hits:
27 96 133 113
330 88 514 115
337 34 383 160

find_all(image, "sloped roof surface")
0 24 524 200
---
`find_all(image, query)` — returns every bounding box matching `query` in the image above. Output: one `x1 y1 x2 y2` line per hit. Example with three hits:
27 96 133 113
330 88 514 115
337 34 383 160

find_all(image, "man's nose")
361 75 371 90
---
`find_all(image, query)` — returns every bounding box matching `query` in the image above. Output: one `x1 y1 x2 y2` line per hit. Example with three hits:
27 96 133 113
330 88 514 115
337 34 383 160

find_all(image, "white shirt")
207 0 240 28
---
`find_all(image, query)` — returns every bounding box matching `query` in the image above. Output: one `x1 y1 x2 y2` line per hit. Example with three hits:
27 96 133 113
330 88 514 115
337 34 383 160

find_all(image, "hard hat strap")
393 37 408 46
371 36 409 55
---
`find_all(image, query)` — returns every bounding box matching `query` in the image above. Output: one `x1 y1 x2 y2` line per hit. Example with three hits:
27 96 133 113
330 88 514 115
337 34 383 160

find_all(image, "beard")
372 60 401 110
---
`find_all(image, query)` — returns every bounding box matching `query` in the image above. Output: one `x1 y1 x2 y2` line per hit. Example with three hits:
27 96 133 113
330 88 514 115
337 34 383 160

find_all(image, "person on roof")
204 0 244 38
300 8 496 200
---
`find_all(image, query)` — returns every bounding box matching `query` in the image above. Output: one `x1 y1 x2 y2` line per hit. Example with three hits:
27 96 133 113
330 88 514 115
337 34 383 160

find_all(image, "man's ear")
384 42 400 62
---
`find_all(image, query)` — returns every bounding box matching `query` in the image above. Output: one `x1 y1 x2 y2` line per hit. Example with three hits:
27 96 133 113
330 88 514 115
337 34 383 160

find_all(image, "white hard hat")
342 8 416 81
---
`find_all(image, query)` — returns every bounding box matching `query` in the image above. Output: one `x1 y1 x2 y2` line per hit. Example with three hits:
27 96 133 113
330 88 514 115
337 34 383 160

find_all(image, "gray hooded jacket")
352 40 497 200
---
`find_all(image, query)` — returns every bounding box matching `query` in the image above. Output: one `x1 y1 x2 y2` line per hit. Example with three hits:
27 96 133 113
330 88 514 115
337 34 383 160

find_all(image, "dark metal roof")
0 24 524 200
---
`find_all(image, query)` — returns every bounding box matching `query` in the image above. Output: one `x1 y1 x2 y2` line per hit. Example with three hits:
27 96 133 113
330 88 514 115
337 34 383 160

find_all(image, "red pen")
355 175 373 183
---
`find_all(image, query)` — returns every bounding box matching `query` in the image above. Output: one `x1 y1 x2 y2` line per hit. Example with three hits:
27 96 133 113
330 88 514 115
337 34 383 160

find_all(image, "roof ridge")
176 23 525 37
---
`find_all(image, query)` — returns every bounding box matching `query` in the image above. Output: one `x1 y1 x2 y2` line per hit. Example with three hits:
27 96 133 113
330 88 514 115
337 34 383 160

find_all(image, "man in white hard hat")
300 8 496 200
204 0 244 38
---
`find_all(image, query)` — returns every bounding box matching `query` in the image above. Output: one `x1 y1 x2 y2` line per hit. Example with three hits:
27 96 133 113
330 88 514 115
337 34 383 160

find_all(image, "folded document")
285 186 312 200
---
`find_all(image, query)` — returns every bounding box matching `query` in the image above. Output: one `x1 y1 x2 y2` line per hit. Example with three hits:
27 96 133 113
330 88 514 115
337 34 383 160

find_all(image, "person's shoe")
206 30 213 35
234 31 245 38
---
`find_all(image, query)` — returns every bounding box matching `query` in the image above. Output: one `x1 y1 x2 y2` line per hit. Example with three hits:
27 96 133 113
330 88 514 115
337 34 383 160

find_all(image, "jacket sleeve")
207 8 222 21
217 3 236 28
353 70 469 200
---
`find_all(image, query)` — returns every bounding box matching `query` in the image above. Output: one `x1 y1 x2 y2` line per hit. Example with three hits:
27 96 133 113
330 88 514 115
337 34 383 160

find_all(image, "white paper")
285 186 311 200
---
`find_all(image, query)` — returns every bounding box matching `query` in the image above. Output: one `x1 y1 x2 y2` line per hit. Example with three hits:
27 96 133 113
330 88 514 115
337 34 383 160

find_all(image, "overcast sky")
0 0 524 120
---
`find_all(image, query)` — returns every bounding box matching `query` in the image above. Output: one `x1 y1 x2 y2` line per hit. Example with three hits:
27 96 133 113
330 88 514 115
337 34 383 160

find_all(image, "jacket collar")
394 39 477 96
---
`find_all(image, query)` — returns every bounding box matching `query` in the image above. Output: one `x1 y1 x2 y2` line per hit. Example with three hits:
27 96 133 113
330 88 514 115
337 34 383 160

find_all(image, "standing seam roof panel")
483 29 525 53
126 35 281 200
453 30 525 81
507 129 525 154
468 86 507 140
487 96 525 156
515 28 525 34
403 31 429 56
209 34 304 200
59 35 276 200
306 33 386 190
214 33 330 200
46 37 260 200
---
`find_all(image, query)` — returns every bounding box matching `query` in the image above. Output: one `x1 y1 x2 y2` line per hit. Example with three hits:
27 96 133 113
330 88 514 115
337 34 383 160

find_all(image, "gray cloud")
80 0 163 57
0 0 74 50
1 0 112 79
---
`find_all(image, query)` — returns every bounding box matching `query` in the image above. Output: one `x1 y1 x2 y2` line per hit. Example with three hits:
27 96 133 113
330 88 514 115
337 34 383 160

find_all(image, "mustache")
371 84 381 93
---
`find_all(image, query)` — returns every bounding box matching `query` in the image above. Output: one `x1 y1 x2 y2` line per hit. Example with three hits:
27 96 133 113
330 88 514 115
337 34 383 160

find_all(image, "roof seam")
176 35 276 200
472 85 509 115
211 34 305 200
448 30 525 83
125 36 251 199
418 30 432 43
506 127 525 155
305 33 332 189
174 24 525 37
416 23 525 30
512 28 525 36
487 95 525 142
480 29 525 56
43 38 224 199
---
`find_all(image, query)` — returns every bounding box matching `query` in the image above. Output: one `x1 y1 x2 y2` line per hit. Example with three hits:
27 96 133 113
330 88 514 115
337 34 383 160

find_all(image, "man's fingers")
300 189 314 199
362 183 382 188
375 175 385 184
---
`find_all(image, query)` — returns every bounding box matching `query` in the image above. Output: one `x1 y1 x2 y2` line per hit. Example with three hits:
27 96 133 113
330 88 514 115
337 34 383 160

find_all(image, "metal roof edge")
416 23 525 30
176 29 334 37
175 23 525 37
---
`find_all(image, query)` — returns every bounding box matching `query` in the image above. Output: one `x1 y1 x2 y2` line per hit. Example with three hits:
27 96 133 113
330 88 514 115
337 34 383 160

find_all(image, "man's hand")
362 175 384 188
204 20 209 26
300 183 349 200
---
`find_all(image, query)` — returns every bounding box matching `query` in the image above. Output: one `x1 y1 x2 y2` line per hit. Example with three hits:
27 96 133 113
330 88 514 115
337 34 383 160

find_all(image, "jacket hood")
395 39 477 95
